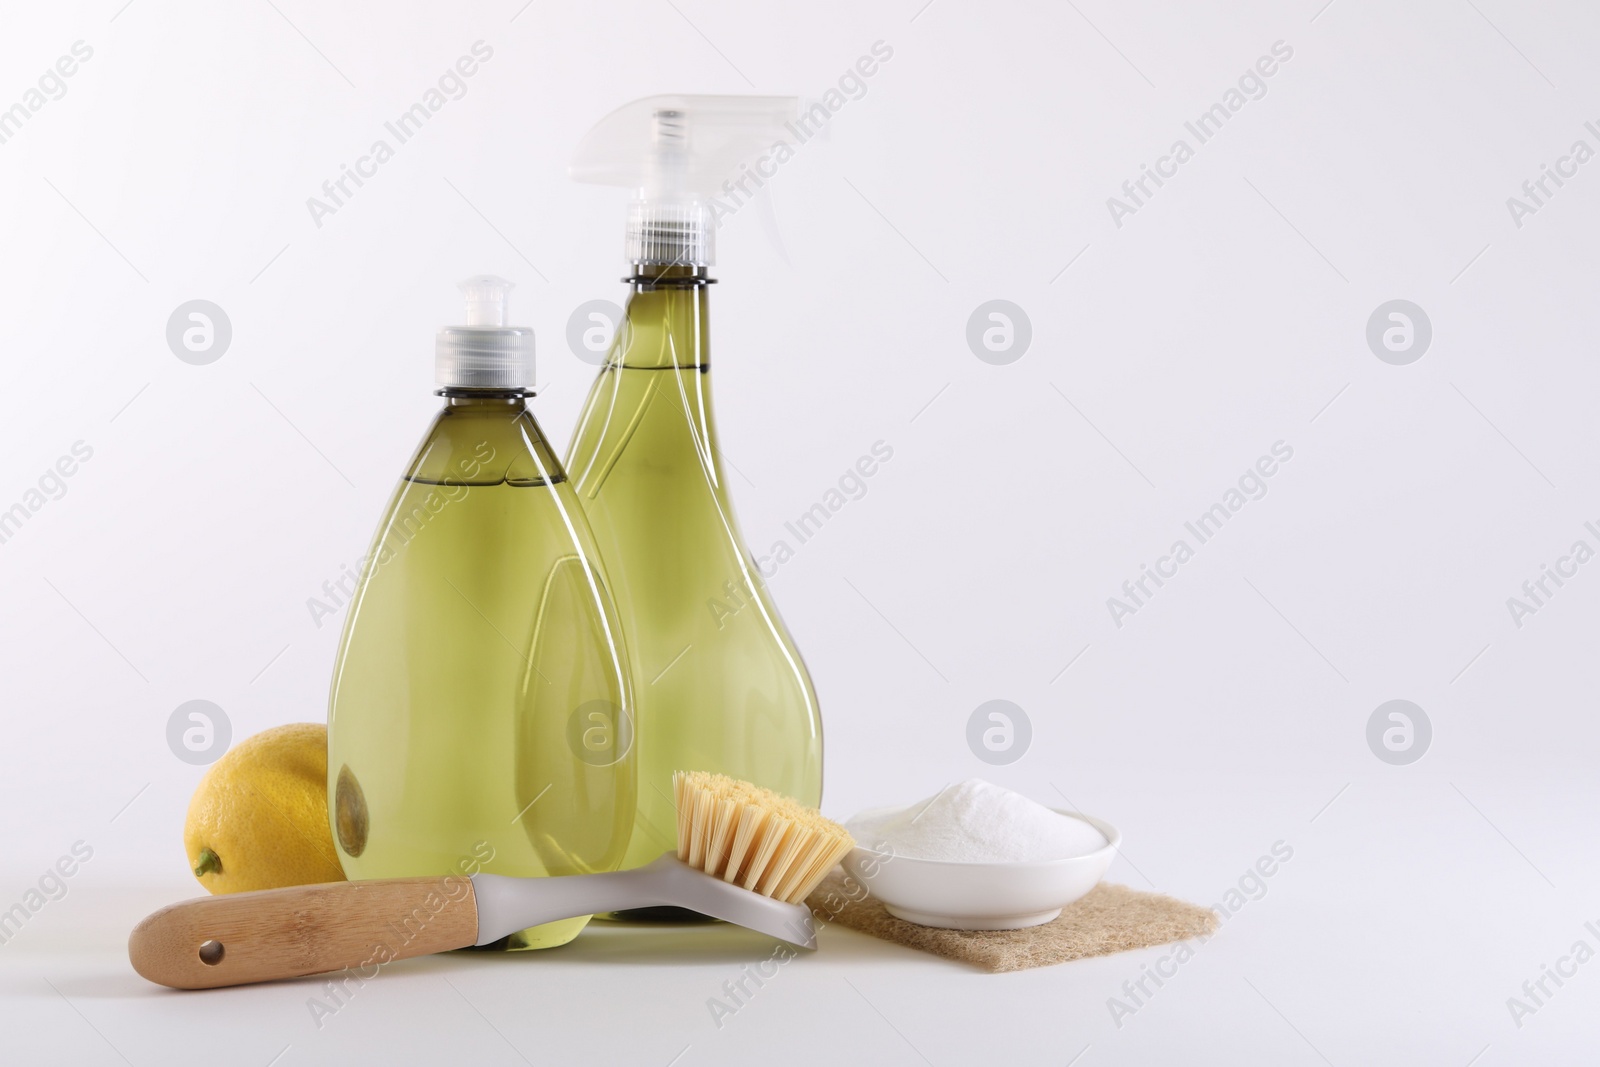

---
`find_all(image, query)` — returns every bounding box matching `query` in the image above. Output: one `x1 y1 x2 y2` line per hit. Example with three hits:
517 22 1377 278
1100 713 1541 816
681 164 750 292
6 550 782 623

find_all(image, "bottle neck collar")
434 390 531 408
626 263 715 292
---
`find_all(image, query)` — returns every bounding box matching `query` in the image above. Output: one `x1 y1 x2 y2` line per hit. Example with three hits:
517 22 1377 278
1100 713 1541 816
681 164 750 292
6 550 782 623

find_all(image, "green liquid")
328 396 636 950
565 273 823 871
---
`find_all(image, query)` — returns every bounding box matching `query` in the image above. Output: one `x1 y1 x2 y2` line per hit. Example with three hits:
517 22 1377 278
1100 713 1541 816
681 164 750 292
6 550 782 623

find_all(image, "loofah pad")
806 871 1218 973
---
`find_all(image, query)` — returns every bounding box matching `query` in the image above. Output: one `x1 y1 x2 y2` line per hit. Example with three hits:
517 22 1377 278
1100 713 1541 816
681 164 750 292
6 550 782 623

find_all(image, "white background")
2 0 1598 1063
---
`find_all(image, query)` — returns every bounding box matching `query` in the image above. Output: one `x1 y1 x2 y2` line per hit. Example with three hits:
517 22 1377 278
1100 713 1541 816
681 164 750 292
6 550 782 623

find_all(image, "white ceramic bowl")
838 809 1121 930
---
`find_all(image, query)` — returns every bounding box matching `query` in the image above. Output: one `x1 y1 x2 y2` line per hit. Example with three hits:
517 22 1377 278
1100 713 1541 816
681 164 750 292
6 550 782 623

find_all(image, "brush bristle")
673 771 856 904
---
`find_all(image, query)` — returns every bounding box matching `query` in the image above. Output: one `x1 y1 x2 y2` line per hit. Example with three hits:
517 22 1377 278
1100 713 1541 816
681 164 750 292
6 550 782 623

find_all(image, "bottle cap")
571 95 800 268
435 275 535 389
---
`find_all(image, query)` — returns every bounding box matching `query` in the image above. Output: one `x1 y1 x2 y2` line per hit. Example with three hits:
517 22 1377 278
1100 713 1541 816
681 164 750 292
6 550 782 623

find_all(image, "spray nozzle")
571 94 800 268
436 275 536 389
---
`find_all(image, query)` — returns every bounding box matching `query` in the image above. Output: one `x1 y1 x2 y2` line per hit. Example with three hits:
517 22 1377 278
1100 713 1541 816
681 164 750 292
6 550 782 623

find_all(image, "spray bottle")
566 96 823 885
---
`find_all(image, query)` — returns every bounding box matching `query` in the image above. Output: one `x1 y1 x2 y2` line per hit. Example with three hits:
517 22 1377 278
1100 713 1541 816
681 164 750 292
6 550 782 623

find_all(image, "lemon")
183 723 346 894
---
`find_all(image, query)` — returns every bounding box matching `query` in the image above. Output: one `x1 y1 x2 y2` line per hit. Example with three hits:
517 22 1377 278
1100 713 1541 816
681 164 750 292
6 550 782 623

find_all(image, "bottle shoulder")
408 403 567 487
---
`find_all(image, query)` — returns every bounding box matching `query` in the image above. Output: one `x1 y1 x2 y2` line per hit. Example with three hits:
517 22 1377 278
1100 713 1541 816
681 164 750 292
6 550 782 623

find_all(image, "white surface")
841 810 1119 929
3 0 1599 1062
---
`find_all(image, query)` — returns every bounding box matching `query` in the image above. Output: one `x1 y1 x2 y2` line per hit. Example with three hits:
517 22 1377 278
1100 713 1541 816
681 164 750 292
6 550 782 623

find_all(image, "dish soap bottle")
326 276 636 950
566 96 823 873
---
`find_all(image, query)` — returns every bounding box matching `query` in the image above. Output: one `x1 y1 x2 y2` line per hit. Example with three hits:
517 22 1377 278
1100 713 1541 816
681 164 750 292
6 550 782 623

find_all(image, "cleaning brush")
130 772 855 989
675 771 856 903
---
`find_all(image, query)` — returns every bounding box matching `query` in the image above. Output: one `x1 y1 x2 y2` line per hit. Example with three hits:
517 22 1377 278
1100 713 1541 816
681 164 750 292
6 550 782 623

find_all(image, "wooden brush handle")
129 877 479 990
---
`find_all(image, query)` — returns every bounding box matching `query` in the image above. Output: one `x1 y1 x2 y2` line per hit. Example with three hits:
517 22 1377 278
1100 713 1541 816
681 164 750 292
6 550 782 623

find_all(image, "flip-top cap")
435 275 535 389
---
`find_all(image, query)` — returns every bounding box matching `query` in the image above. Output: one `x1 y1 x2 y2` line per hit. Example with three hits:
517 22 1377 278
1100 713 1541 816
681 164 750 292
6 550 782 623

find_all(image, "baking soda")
846 779 1108 863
